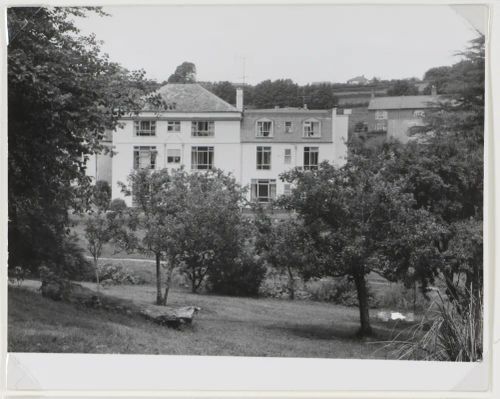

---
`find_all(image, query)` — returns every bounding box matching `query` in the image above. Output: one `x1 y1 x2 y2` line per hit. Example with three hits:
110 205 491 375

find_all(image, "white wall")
111 115 241 204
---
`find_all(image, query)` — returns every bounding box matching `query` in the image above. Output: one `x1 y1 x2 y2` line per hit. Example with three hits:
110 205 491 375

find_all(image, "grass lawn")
8 281 409 358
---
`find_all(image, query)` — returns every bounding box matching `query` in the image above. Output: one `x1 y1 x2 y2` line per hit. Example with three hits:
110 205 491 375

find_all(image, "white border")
0 1 497 398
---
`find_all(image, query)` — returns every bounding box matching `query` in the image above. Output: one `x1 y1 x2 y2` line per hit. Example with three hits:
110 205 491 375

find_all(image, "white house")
87 83 349 205
109 84 242 205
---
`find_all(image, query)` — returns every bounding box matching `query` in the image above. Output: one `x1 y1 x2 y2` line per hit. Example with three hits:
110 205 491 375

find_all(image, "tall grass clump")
389 289 482 361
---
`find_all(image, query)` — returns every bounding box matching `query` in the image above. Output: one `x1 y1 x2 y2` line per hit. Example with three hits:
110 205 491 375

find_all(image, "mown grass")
8 282 409 358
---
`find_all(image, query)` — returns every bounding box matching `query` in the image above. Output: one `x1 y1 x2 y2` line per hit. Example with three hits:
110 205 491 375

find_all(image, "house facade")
240 108 348 202
367 90 439 142
88 83 349 205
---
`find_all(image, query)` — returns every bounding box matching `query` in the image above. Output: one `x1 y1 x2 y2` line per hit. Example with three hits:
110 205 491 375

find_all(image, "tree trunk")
155 253 163 305
161 264 174 306
287 267 295 300
94 257 100 293
191 263 197 293
353 271 372 337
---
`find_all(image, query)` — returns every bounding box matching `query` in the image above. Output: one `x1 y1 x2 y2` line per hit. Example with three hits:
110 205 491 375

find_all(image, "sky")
73 5 483 85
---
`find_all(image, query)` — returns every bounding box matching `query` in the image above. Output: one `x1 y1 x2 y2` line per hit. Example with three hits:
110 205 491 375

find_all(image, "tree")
254 209 311 300
280 157 440 336
167 61 196 83
253 79 301 108
389 35 484 303
167 169 249 293
8 7 156 275
386 80 419 96
84 212 114 290
119 168 183 305
301 84 338 109
203 81 236 105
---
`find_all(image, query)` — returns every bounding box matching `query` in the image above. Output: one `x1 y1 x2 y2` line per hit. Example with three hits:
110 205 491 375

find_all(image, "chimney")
236 87 244 111
431 85 437 96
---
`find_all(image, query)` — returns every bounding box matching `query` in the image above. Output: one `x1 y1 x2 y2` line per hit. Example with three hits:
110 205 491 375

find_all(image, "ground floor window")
251 179 277 203
191 146 214 170
167 148 181 164
133 146 157 169
283 183 292 196
303 147 319 170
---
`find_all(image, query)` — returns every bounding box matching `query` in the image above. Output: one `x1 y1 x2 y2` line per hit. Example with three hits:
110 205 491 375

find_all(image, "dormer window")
134 120 156 136
303 119 321 138
375 110 388 120
256 119 273 137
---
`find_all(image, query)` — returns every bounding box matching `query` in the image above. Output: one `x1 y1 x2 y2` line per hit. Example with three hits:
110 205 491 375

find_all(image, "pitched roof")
347 75 369 83
144 83 238 112
368 95 440 110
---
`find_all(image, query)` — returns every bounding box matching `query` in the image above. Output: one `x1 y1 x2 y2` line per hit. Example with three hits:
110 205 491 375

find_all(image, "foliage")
92 180 112 212
390 290 482 361
203 81 236 105
8 266 27 287
386 79 419 96
305 277 359 306
118 168 183 305
98 263 145 286
8 7 156 274
377 283 430 312
109 198 127 212
253 79 301 108
168 61 196 83
279 156 440 336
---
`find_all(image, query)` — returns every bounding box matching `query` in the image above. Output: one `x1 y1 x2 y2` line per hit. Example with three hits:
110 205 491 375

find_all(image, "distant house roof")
347 75 370 84
144 83 238 112
368 95 441 110
245 107 329 114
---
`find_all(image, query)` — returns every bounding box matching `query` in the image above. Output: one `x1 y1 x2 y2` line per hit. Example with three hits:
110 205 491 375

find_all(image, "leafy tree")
168 61 196 83
253 79 301 108
254 210 311 300
386 80 419 96
167 169 249 293
301 84 338 109
203 81 236 105
8 7 156 275
119 168 183 305
390 35 484 303
280 157 440 336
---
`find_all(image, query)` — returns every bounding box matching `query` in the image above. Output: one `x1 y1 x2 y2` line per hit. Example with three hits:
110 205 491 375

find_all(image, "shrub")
208 252 266 297
109 198 127 213
8 266 27 287
377 284 430 312
259 268 310 300
93 180 112 211
390 290 482 361
305 277 359 306
97 263 145 286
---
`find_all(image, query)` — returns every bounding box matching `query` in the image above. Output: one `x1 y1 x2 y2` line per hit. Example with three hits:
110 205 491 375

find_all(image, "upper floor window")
375 110 388 120
134 120 156 136
413 110 425 118
284 148 292 164
192 121 214 137
284 121 293 133
256 146 271 170
167 121 181 132
251 179 277 203
303 119 321 138
167 148 181 164
191 146 214 170
304 147 319 170
133 146 157 169
256 119 273 137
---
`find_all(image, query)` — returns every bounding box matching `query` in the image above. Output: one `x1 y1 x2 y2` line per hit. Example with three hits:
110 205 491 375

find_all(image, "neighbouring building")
346 75 370 85
367 87 440 143
240 107 348 202
87 83 349 205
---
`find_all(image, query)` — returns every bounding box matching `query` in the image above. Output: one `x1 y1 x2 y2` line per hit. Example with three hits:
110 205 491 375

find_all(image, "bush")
259 268 310 300
97 263 145 286
109 198 127 213
8 266 27 287
208 252 266 297
377 284 430 312
305 277 359 306
390 290 482 361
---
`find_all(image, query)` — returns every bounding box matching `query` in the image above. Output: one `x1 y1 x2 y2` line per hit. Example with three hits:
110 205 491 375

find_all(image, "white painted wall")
111 114 242 204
